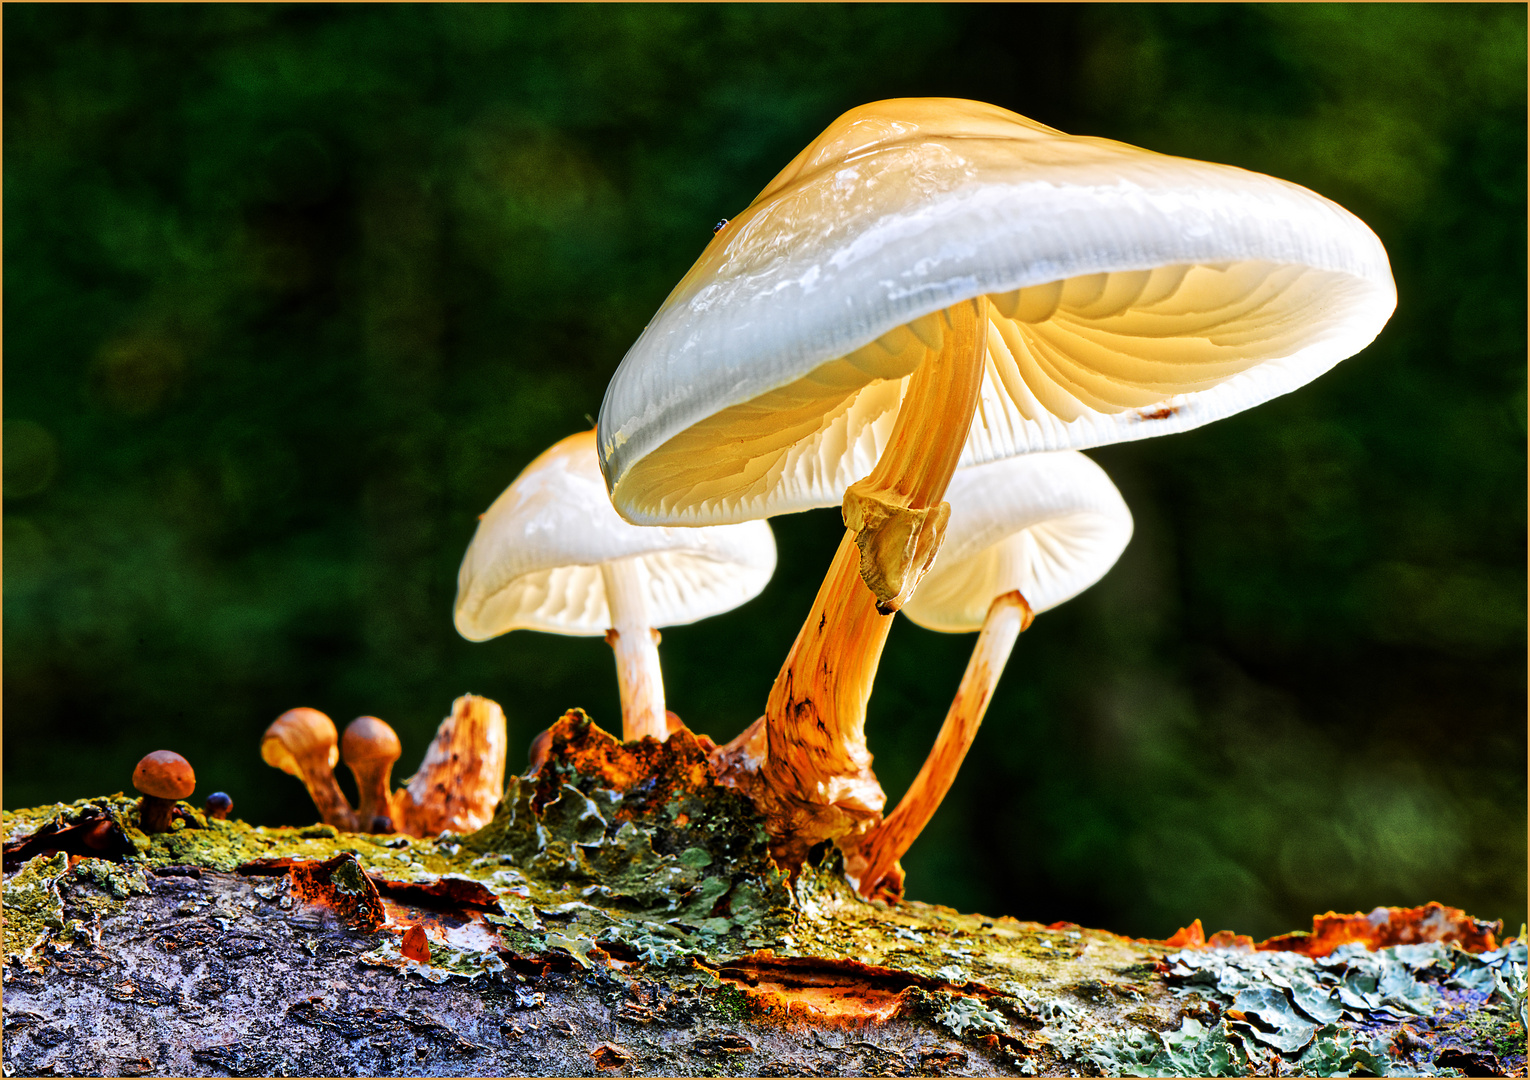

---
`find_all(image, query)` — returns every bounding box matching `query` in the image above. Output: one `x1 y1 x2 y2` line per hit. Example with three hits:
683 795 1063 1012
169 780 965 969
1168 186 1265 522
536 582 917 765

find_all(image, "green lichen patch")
5 715 1520 1078
70 857 149 901
2 851 69 967
459 710 794 964
933 993 1011 1038
1128 937 1530 1076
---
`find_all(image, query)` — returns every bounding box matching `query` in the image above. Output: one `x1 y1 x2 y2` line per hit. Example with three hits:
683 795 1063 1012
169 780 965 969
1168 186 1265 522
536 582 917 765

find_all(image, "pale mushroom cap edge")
598 97 1396 527
454 430 777 640
900 451 1134 632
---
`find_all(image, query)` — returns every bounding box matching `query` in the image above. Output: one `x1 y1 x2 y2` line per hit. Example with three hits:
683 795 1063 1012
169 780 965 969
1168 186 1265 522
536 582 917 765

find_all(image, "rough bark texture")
4 711 1524 1078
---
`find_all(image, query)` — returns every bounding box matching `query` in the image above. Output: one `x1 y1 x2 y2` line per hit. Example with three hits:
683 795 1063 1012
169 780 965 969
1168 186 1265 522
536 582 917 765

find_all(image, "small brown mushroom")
204 792 233 820
341 716 402 833
261 708 356 830
132 751 195 833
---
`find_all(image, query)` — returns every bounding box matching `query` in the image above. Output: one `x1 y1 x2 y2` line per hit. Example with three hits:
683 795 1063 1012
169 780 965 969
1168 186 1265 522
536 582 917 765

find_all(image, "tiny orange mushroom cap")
132 750 195 833
341 716 403 833
261 707 357 831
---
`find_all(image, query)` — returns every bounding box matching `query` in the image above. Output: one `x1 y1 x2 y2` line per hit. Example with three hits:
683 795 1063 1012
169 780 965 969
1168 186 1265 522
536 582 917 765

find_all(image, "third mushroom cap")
455 430 776 743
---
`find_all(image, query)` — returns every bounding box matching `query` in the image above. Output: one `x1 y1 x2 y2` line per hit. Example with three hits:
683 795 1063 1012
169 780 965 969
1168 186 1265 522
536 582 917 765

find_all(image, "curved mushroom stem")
261 710 358 832
293 761 358 831
841 590 1034 899
843 295 989 613
743 298 990 869
754 531 894 866
601 556 668 742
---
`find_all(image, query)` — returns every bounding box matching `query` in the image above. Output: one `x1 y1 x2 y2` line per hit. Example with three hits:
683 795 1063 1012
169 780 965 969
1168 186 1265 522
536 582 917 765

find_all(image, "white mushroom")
840 451 1133 898
454 430 776 742
596 97 1394 865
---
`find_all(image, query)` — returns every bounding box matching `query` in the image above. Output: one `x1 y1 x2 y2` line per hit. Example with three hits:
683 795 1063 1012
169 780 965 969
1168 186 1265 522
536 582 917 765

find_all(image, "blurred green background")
5 4 1524 941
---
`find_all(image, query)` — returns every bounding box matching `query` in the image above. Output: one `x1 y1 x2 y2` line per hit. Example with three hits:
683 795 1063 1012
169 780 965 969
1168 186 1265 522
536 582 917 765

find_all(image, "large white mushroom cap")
454 430 776 639
599 97 1395 527
900 451 1133 632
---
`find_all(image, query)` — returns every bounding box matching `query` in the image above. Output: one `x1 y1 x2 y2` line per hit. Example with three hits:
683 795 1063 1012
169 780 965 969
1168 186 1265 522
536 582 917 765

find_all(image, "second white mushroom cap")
454 430 777 640
900 451 1133 632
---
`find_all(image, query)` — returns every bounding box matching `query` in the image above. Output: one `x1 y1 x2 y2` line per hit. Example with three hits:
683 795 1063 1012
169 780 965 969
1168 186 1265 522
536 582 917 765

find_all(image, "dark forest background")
5 4 1525 941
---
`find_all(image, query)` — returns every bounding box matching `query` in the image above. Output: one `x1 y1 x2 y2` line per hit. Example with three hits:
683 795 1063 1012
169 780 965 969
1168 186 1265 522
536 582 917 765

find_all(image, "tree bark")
4 712 1523 1078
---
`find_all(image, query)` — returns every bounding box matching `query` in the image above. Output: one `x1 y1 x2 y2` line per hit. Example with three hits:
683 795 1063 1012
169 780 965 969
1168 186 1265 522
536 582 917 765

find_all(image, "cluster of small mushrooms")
175 98 1393 901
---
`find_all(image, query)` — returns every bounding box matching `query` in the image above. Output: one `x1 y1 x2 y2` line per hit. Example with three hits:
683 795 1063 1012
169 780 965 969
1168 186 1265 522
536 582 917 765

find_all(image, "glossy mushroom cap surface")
341 716 402 765
132 750 196 801
454 430 776 640
901 451 1133 632
261 707 340 774
598 97 1395 526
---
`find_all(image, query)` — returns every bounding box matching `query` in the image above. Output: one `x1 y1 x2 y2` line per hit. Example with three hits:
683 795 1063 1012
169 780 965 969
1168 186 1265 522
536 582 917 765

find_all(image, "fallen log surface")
4 711 1524 1077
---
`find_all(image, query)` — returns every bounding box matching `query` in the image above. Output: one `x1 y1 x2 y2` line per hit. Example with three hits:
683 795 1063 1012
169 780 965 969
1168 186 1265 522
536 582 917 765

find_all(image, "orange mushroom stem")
841 589 1034 898
748 298 989 867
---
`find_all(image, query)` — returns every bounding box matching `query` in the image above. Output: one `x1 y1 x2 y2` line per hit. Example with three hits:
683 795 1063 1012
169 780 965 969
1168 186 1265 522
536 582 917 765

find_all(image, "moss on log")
4 711 1524 1077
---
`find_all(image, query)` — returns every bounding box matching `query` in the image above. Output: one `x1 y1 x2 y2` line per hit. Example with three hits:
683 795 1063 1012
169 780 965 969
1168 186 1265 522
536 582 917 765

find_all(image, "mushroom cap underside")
454 430 776 640
900 450 1134 631
598 97 1395 527
132 750 196 800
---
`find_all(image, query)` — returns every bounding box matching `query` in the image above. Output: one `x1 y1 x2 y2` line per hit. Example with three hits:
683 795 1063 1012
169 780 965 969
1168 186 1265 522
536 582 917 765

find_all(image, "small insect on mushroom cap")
341 716 402 765
261 707 340 775
133 750 196 801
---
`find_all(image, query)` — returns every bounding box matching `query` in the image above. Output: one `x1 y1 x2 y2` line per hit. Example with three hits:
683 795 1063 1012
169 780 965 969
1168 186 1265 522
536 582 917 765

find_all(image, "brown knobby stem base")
737 530 892 870
842 590 1034 899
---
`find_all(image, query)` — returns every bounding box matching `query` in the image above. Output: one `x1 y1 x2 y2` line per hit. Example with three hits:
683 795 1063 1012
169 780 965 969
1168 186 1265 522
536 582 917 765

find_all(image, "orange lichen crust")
243 852 387 931
1258 902 1501 957
1154 902 1502 957
711 952 1003 1026
529 708 718 820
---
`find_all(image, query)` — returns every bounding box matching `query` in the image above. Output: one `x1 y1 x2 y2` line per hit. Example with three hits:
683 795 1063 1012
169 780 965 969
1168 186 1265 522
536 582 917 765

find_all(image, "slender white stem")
601 557 668 742
844 590 1031 896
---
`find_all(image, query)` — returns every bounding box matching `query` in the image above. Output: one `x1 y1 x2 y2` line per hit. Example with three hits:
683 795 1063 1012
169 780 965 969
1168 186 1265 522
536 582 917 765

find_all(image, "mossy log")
4 711 1524 1077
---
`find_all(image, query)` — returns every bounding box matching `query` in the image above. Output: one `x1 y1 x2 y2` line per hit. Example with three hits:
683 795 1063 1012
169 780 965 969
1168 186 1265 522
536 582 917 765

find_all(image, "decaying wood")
4 710 1523 1078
